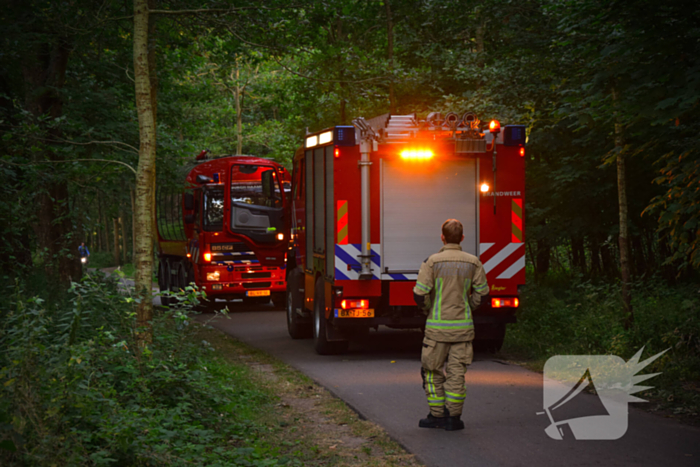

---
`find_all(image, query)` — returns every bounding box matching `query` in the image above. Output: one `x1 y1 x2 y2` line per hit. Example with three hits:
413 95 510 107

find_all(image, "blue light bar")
334 126 356 146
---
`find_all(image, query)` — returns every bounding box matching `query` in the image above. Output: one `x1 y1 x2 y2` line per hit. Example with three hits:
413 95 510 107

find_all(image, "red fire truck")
285 113 526 354
156 153 291 307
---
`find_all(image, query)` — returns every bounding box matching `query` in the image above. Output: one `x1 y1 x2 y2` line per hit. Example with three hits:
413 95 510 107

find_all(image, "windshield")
230 164 283 208
203 188 224 230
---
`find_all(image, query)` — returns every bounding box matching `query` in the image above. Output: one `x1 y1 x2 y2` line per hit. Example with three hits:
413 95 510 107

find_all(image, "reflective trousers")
421 337 474 417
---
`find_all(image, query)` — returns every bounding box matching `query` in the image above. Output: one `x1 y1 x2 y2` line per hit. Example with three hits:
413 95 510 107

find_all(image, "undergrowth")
503 274 700 418
0 272 284 466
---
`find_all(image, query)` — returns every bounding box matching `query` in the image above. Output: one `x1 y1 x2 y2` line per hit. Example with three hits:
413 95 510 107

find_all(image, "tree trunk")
131 187 136 261
571 236 586 274
385 0 396 113
535 238 551 282
133 0 156 347
120 212 127 263
339 96 346 124
601 242 615 277
632 235 646 277
97 197 103 252
236 59 243 155
612 85 634 328
23 36 80 284
113 218 120 266
590 236 602 274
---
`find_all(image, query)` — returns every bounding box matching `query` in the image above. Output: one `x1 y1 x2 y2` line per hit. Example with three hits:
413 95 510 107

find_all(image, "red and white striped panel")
479 243 525 280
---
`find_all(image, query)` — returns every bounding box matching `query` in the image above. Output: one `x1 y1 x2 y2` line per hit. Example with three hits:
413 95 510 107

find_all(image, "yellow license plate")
246 290 270 297
337 309 374 318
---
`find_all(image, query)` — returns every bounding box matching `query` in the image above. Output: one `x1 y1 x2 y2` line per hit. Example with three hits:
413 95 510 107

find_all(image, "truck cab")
156 155 291 307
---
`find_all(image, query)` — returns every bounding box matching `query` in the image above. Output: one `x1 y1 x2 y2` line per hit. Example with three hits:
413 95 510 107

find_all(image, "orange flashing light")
186 253 192 258
203 253 212 262
489 120 501 133
334 148 340 158
400 149 434 161
520 147 525 157
480 183 490 193
341 299 368 310
492 297 519 308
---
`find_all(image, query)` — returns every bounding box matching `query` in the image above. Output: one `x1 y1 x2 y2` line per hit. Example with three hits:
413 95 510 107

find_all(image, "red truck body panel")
289 115 526 347
157 155 291 300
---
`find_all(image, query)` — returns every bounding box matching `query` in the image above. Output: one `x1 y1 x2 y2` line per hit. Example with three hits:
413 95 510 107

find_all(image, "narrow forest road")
197 305 700 467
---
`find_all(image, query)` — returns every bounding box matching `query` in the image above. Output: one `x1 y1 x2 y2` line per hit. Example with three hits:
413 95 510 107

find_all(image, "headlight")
206 271 220 281
81 257 87 263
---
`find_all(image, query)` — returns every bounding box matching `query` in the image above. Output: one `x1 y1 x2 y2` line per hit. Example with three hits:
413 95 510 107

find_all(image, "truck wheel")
286 269 311 339
313 277 348 355
272 292 286 309
158 260 172 307
169 261 181 298
478 324 506 353
176 262 187 292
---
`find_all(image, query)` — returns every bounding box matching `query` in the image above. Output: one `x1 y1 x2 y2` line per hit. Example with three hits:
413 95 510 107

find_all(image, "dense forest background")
1 1 699 463
2 0 698 284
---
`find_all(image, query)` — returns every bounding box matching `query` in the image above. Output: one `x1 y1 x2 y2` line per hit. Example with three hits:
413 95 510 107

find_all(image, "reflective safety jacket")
413 244 489 342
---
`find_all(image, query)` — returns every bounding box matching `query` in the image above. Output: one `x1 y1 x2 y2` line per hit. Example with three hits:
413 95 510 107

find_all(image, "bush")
0 272 282 466
504 276 700 413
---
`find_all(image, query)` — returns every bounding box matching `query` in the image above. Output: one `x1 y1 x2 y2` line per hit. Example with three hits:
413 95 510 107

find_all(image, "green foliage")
86 251 118 269
0 274 283 466
505 276 700 412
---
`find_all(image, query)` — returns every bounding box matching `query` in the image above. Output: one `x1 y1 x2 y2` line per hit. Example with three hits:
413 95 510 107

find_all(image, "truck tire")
313 277 348 355
286 269 311 339
169 261 182 298
477 324 506 353
158 259 173 307
176 261 187 292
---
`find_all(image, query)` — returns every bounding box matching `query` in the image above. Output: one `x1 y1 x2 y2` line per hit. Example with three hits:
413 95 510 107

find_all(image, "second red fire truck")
156 153 291 307
285 113 526 354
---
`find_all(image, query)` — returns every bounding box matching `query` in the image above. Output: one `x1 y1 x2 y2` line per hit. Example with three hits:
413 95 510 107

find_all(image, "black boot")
419 413 446 429
443 408 465 431
444 415 465 431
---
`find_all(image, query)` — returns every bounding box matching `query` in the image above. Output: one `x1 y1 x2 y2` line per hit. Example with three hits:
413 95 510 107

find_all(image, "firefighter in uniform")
413 219 489 431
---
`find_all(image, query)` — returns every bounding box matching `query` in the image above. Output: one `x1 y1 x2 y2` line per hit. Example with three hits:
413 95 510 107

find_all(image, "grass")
0 270 421 466
197 322 422 467
501 274 700 422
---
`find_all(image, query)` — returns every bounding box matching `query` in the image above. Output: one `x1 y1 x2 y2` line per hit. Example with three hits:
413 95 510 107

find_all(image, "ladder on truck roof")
355 113 487 153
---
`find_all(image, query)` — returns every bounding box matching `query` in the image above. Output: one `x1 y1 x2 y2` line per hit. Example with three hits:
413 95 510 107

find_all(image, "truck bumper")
199 265 286 298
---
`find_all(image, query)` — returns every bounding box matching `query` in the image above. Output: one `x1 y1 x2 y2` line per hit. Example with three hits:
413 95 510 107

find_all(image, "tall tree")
133 0 157 345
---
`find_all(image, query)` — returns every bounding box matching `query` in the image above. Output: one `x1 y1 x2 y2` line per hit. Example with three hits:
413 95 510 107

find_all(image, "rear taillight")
492 297 519 308
341 299 368 309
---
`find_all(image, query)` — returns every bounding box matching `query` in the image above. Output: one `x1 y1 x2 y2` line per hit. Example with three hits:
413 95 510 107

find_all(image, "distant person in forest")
78 242 90 261
413 219 489 431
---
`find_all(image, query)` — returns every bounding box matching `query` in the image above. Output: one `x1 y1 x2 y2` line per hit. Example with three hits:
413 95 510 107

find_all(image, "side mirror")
196 174 213 184
184 192 194 210
184 214 195 224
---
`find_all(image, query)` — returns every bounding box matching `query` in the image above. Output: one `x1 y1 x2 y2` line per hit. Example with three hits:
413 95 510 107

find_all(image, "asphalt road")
198 303 699 467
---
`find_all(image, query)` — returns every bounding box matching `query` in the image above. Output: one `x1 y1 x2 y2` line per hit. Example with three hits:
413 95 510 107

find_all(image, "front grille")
235 265 262 272
243 282 271 289
242 272 271 279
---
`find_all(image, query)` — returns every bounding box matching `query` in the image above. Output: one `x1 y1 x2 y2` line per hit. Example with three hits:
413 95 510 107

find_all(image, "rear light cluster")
492 298 519 308
341 299 368 309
